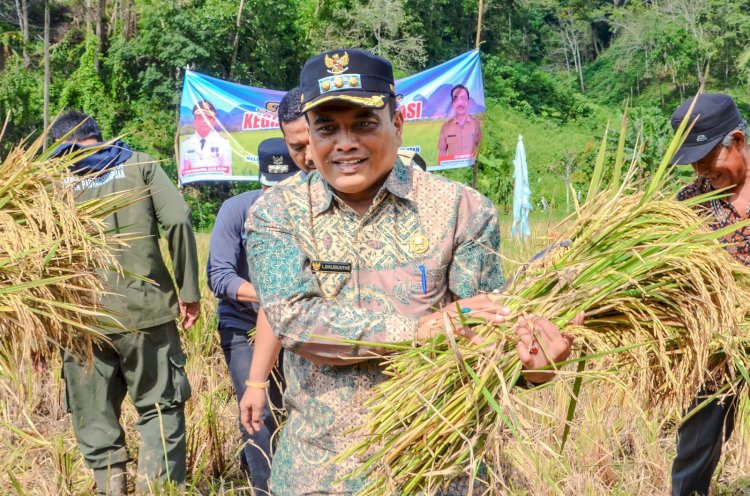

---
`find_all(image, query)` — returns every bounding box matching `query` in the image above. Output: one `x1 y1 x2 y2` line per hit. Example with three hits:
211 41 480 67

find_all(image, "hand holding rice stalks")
335 102 750 494
0 129 137 363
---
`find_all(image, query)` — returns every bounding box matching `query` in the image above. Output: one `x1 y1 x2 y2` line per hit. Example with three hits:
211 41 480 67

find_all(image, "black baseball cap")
299 49 396 113
258 138 301 187
670 93 743 165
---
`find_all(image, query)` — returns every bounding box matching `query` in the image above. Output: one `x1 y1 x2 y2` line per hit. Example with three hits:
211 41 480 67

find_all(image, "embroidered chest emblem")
409 234 430 254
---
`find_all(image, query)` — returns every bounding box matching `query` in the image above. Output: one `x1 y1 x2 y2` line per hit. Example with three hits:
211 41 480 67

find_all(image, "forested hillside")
1 0 749 223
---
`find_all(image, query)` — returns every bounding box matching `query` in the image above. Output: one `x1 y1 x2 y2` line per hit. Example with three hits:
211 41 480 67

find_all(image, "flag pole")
472 0 484 188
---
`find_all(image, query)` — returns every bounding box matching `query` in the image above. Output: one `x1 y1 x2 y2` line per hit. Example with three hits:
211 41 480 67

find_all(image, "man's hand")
416 294 512 343
178 300 201 330
515 312 583 384
240 385 268 434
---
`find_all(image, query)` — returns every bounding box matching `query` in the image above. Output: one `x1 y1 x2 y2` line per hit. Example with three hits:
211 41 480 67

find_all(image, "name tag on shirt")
311 260 352 273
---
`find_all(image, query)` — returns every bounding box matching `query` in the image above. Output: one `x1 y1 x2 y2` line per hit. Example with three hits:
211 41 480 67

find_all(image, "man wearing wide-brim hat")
244 48 575 495
670 93 750 496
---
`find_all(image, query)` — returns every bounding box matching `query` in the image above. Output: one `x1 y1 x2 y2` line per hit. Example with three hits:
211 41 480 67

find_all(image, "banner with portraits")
177 50 484 184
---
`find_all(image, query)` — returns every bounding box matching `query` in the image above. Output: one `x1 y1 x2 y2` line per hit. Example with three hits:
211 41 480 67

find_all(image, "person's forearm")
248 310 282 381
235 281 258 303
262 297 418 365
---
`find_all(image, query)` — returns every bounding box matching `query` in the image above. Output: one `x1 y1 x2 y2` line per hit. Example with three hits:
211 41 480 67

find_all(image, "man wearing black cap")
244 49 575 495
180 99 233 179
207 137 299 493
670 93 750 496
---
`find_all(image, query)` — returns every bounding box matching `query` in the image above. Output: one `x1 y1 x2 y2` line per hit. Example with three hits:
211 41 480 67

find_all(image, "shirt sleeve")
222 136 233 169
145 160 201 303
246 191 418 364
438 122 448 155
207 199 248 301
448 189 504 298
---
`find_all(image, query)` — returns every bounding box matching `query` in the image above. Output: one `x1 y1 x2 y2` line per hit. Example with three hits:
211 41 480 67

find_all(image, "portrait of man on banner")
180 100 233 179
437 84 482 167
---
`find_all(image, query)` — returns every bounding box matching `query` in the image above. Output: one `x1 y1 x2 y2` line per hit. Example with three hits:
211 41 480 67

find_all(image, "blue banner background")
177 50 484 184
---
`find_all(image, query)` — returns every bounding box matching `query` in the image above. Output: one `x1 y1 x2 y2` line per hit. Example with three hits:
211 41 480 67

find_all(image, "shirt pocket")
393 263 448 307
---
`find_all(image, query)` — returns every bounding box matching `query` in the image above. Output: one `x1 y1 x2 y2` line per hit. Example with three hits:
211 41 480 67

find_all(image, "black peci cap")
258 138 301 187
299 49 396 113
193 100 217 117
670 93 743 165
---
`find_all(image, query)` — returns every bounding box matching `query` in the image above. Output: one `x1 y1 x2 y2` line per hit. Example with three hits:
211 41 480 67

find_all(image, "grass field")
400 119 444 166
2 213 750 495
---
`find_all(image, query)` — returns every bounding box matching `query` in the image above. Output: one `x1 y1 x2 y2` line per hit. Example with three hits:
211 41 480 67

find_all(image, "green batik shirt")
246 159 503 495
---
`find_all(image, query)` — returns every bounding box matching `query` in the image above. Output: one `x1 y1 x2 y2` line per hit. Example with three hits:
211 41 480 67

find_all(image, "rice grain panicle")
0 127 139 364
330 99 750 494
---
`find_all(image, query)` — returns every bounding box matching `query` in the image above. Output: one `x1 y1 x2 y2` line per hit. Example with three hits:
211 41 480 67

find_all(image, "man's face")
193 112 217 138
281 117 315 172
452 88 469 118
692 136 746 191
307 102 403 201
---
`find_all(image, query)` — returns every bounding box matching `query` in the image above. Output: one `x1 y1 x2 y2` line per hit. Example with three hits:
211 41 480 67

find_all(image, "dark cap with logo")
258 137 301 187
299 49 396 113
193 100 217 117
670 93 743 164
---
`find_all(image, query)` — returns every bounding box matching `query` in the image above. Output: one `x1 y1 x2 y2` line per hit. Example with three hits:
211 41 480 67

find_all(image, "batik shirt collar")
310 158 414 216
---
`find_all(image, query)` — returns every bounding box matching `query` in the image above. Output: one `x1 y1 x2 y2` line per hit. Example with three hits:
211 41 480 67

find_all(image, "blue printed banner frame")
177 50 484 184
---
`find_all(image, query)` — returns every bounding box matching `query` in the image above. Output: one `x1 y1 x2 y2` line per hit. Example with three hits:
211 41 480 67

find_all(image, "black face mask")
52 140 134 175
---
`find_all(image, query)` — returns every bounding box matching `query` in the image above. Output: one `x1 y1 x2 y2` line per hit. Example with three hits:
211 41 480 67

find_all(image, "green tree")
317 0 426 73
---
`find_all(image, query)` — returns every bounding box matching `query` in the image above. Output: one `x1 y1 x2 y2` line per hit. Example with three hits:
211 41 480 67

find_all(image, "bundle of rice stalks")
334 103 750 494
0 129 135 363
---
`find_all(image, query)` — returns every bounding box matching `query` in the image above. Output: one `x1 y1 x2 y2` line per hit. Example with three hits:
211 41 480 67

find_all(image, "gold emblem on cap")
312 261 321 271
321 80 331 91
325 52 349 75
300 93 304 102
390 84 395 93
349 76 360 87
334 76 344 88
409 234 429 254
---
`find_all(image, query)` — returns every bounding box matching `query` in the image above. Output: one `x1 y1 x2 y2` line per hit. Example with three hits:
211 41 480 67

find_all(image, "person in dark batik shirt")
669 93 750 496
243 48 577 496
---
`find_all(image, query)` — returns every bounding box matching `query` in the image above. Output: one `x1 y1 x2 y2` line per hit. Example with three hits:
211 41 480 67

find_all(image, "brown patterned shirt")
246 159 503 495
438 115 482 157
677 176 750 265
